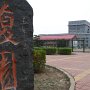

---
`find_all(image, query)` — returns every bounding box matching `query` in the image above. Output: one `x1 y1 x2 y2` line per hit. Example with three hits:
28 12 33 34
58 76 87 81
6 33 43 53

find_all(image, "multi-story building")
68 20 90 48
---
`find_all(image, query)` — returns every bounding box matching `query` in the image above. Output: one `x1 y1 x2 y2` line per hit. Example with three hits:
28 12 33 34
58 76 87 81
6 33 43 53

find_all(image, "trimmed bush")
34 47 46 51
34 47 72 55
33 49 46 73
45 47 57 55
58 48 72 55
34 47 57 55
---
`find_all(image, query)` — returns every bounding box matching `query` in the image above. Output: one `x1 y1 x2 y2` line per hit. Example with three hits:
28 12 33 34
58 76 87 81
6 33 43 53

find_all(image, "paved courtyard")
46 52 90 90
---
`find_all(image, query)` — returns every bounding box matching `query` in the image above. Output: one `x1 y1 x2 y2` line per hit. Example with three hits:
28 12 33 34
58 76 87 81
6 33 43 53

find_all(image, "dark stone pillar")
0 0 34 90
72 40 73 52
83 40 85 52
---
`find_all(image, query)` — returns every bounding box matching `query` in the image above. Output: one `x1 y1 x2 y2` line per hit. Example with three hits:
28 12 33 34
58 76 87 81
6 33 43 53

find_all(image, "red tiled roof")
39 34 76 40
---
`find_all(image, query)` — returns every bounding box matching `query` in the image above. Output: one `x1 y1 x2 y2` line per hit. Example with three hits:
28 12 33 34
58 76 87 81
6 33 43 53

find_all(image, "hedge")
33 49 46 73
45 47 57 55
34 47 57 55
34 47 72 55
57 48 72 55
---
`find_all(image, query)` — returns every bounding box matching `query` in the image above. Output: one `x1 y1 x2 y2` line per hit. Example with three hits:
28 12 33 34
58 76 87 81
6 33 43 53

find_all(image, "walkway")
46 52 90 90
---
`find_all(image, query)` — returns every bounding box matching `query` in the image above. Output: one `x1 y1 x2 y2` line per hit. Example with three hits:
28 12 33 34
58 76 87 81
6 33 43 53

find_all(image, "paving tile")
46 52 90 90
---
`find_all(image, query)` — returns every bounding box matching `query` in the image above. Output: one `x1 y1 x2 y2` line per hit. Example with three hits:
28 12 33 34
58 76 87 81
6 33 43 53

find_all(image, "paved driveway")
46 52 90 90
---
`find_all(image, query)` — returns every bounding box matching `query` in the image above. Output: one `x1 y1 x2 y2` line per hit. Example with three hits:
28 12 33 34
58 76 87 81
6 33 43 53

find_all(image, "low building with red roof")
35 34 77 47
39 34 76 41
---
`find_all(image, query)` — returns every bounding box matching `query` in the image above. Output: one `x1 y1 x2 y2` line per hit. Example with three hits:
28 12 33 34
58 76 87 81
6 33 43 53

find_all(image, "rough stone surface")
0 0 33 90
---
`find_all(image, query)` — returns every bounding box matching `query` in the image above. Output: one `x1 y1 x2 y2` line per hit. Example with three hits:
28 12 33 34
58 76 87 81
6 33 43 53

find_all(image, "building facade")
37 34 76 47
68 20 90 48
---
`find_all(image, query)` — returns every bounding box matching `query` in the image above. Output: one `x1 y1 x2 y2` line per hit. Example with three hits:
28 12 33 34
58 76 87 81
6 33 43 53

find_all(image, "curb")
46 65 75 90
58 68 75 90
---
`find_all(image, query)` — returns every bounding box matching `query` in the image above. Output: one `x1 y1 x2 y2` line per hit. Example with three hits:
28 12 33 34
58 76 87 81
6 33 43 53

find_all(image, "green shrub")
58 48 72 55
34 47 41 50
34 47 46 51
34 47 72 55
33 49 46 73
34 47 57 55
45 47 57 55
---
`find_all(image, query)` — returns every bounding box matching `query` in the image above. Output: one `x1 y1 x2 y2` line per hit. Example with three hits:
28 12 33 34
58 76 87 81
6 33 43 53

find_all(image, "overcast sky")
28 0 90 35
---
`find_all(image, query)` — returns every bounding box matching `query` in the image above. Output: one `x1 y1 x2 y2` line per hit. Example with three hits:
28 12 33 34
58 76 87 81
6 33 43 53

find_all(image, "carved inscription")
0 2 17 90
0 2 18 45
0 51 17 90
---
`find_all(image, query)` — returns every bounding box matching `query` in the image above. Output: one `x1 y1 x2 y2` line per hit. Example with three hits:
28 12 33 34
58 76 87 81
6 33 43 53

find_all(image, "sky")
28 0 90 35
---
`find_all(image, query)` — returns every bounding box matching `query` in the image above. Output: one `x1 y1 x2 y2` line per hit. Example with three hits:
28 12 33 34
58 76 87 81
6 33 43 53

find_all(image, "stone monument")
0 0 34 90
